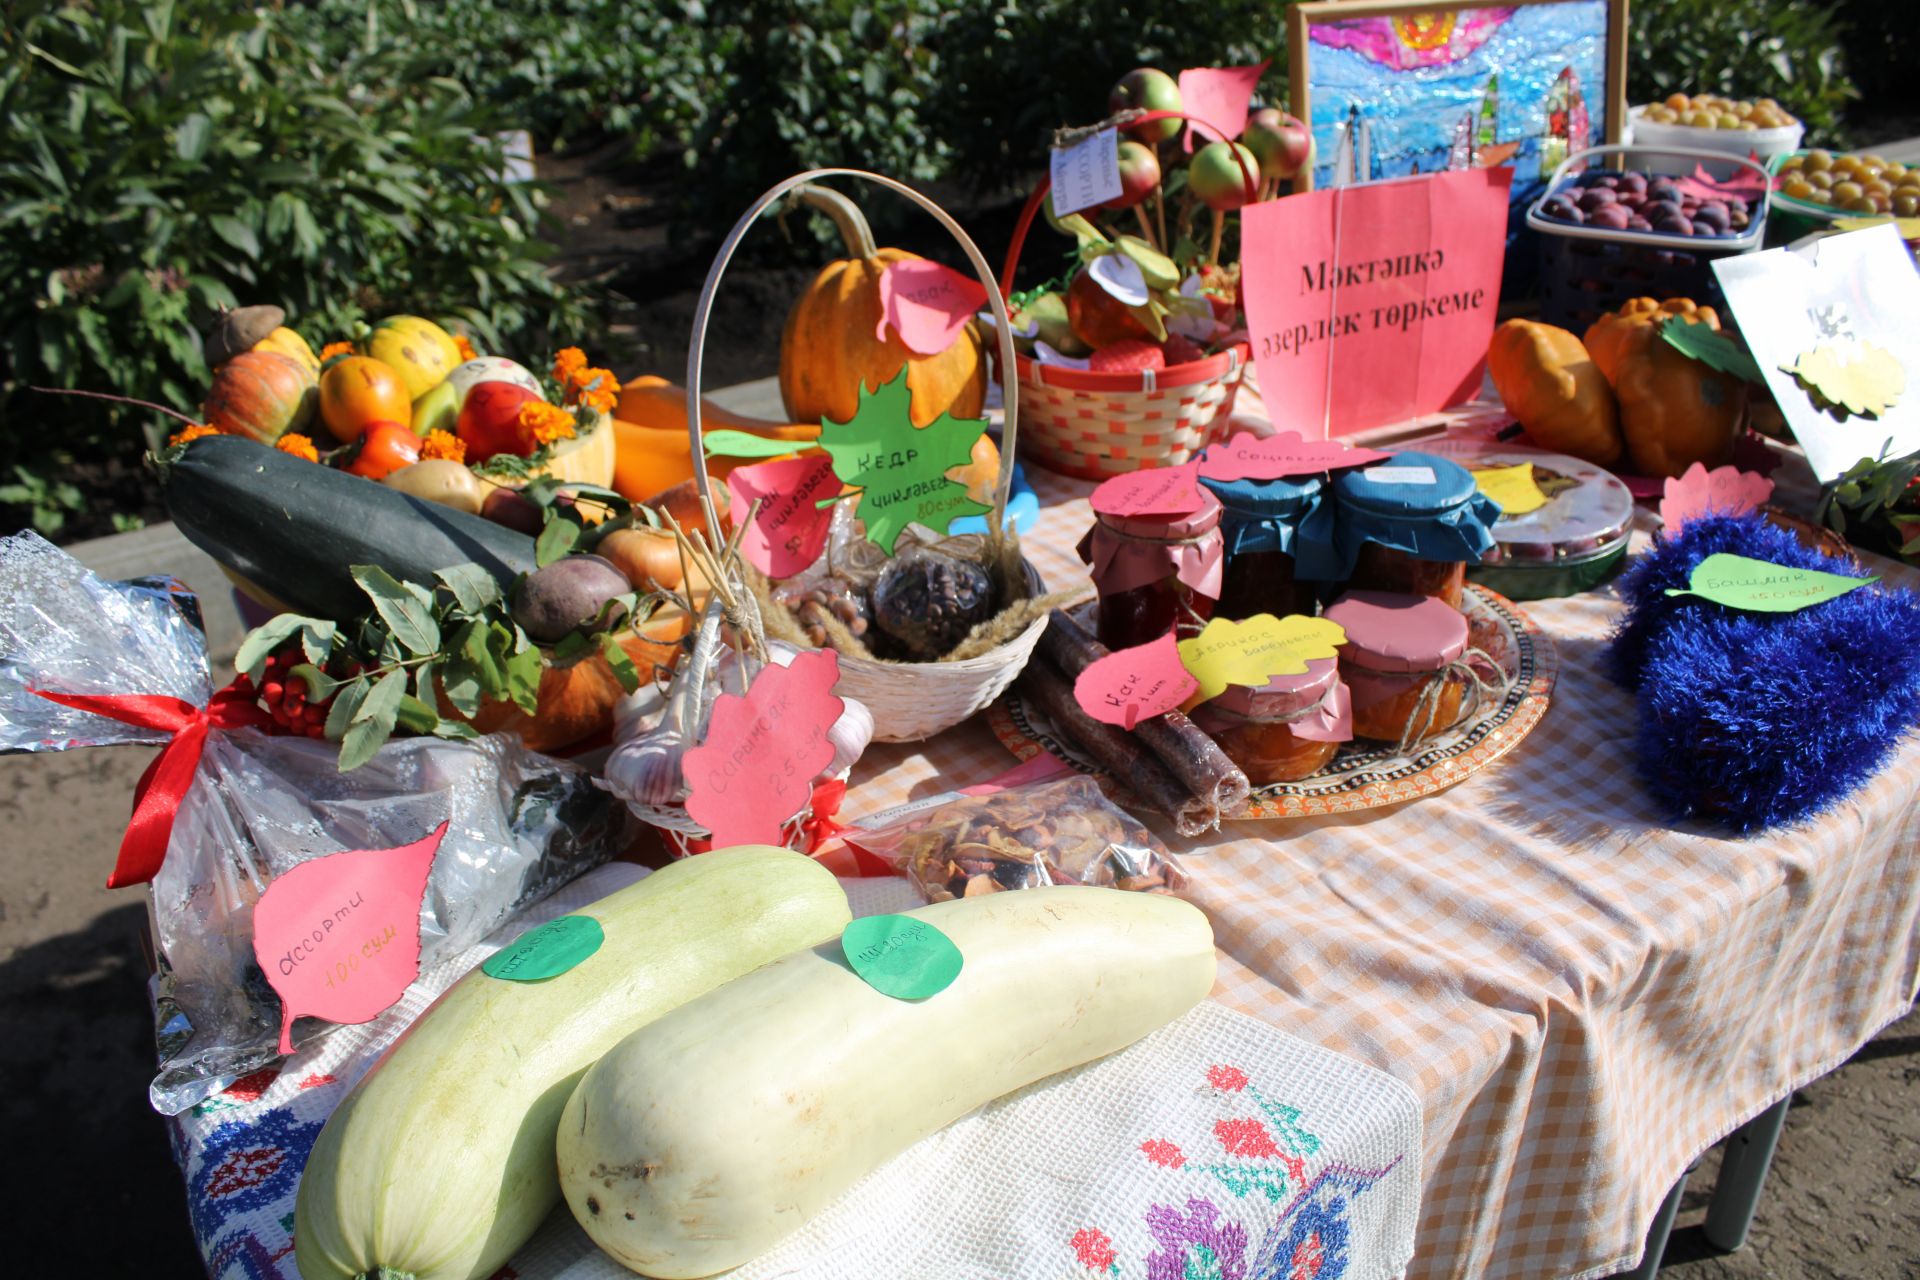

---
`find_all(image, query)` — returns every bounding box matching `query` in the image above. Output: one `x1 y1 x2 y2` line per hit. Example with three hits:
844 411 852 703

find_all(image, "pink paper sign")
1199 430 1391 482
728 454 840 578
1090 461 1205 518
1676 161 1768 205
878 259 989 357
1659 462 1775 533
1179 61 1270 150
1240 169 1512 438
251 822 444 1055
684 650 844 849
1073 632 1200 730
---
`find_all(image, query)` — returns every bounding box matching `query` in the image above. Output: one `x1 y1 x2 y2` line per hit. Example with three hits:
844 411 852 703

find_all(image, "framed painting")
1288 0 1628 208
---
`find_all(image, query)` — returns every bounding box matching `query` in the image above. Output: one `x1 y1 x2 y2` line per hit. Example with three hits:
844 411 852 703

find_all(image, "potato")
511 555 631 643
381 459 485 515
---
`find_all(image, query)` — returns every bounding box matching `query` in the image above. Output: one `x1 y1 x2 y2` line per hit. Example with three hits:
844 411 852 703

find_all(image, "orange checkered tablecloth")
848 455 1920 1280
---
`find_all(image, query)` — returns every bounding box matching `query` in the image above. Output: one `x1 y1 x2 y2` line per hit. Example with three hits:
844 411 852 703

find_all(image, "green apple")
410 378 461 437
1016 291 1090 357
1109 68 1183 144
1244 108 1313 181
1190 141 1262 211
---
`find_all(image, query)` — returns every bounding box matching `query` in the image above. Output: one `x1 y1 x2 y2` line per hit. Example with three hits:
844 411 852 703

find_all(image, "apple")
1109 68 1182 143
1104 140 1162 210
457 381 541 461
480 485 543 535
410 378 460 437
1189 141 1261 211
1243 108 1313 181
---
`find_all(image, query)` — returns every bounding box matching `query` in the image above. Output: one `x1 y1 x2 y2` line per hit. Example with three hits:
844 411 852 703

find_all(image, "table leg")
1613 1170 1691 1280
1703 1095 1791 1253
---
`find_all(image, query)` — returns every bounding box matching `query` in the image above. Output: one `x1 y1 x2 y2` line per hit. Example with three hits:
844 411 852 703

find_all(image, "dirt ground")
1 142 1916 1279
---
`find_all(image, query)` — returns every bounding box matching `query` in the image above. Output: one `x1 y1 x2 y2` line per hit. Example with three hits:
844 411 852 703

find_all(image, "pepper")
1584 298 1745 479
1486 318 1622 466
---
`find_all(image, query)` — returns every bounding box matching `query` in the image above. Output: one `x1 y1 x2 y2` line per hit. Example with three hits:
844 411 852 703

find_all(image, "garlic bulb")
824 694 873 778
601 727 687 809
611 679 668 745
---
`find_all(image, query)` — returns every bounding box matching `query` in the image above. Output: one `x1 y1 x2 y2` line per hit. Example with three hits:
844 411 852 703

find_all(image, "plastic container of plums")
1527 145 1769 332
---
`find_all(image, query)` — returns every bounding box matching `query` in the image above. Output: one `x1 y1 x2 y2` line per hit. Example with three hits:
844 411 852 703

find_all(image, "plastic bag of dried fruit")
841 774 1185 903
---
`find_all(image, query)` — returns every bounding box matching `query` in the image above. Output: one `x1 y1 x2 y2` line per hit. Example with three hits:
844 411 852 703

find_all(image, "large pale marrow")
293 847 852 1280
557 886 1216 1277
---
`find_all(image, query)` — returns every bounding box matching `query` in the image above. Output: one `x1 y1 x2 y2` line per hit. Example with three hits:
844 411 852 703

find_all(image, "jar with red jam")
1198 472 1324 621
1078 486 1224 650
1330 452 1501 609
1191 657 1352 785
1324 590 1477 749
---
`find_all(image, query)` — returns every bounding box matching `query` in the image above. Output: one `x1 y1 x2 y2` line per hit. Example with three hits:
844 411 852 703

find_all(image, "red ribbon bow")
801 777 849 855
30 683 272 888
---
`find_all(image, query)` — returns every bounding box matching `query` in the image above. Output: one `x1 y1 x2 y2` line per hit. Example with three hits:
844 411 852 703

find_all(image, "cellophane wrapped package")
0 533 636 1114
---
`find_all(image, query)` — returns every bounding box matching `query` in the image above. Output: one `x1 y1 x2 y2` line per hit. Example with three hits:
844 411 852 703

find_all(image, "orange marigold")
274 432 320 463
572 367 621 414
320 340 354 361
419 429 467 463
551 347 588 383
517 401 577 450
167 423 220 447
452 334 478 362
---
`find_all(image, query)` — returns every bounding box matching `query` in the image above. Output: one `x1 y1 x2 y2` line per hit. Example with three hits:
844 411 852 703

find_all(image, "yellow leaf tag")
1472 462 1548 516
1782 340 1906 420
1177 614 1347 708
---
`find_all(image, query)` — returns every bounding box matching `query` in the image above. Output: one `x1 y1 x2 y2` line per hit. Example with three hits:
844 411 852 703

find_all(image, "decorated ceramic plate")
988 585 1558 818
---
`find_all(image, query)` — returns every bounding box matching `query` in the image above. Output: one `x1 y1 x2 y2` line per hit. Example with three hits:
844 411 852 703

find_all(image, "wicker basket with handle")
684 167 1047 743
997 109 1257 481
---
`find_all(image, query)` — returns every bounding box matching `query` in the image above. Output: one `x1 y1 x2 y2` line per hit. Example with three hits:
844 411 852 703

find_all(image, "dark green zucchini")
160 434 538 623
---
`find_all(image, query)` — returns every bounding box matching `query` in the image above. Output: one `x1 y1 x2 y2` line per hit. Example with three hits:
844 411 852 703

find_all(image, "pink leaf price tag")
1199 431 1390 482
728 454 841 578
684 650 844 849
1178 61 1271 150
1073 632 1200 730
251 822 445 1055
878 259 989 357
1659 462 1774 534
1090 461 1205 518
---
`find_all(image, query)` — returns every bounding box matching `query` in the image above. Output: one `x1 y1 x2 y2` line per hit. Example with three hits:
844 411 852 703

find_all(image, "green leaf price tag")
482 915 605 982
841 914 964 1001
813 368 990 553
1663 552 1877 613
703 429 811 459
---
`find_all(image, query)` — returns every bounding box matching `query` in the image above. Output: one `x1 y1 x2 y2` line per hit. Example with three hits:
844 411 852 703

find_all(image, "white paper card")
1363 466 1437 485
1713 224 1920 483
1051 128 1122 217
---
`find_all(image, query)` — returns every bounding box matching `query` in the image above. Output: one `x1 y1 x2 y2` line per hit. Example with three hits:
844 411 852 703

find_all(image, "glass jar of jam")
1191 657 1351 785
1331 451 1501 610
1199 473 1324 621
1325 589 1473 749
1078 486 1224 650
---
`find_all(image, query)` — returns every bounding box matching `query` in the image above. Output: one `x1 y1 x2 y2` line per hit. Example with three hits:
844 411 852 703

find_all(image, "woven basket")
1011 345 1250 481
682 167 1047 744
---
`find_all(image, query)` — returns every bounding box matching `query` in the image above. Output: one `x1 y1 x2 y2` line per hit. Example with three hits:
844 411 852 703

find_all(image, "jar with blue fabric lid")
1198 472 1325 621
1330 451 1502 609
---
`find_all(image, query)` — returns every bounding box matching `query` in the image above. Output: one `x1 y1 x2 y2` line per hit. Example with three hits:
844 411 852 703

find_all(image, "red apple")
1104 140 1162 210
457 381 541 461
1189 141 1261 211
1109 68 1182 143
1243 108 1313 181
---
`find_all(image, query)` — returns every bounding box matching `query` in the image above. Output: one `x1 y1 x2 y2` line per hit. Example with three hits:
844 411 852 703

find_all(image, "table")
839 447 1920 1279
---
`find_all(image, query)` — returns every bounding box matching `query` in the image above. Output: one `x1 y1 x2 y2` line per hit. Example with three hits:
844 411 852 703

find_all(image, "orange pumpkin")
610 377 820 501
778 185 987 429
319 356 413 444
452 608 693 753
201 350 318 443
1583 297 1722 387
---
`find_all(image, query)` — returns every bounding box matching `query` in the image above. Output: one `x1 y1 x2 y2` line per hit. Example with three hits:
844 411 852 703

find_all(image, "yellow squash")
1486 318 1622 466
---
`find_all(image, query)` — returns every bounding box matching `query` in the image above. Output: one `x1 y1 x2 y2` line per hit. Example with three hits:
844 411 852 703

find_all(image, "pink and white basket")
1010 344 1251 481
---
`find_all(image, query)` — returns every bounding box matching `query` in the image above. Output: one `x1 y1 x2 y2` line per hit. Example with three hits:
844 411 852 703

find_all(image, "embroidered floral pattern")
1214 1118 1280 1159
221 1067 280 1104
1206 1064 1249 1092
1145 1198 1249 1280
1142 1138 1187 1169
187 1109 325 1249
1072 1227 1120 1272
297 1073 336 1090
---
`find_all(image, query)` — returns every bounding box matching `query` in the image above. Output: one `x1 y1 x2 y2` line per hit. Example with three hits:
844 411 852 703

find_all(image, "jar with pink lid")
1190 656 1352 785
1078 485 1225 650
1324 590 1501 750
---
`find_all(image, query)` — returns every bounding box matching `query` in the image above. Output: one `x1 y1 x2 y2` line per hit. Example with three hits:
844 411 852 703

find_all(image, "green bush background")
0 0 1886 536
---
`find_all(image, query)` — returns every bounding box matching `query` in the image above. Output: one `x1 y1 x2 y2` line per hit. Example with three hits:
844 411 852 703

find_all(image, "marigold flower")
320 341 354 361
518 401 577 450
452 333 478 362
168 423 220 447
551 347 588 383
571 366 621 414
419 429 467 463
274 432 320 463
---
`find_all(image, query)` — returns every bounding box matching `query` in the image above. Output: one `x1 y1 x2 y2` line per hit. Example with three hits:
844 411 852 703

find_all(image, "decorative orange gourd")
1486 319 1622 466
201 350 318 443
777 185 987 428
1583 297 1722 387
1585 300 1745 478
